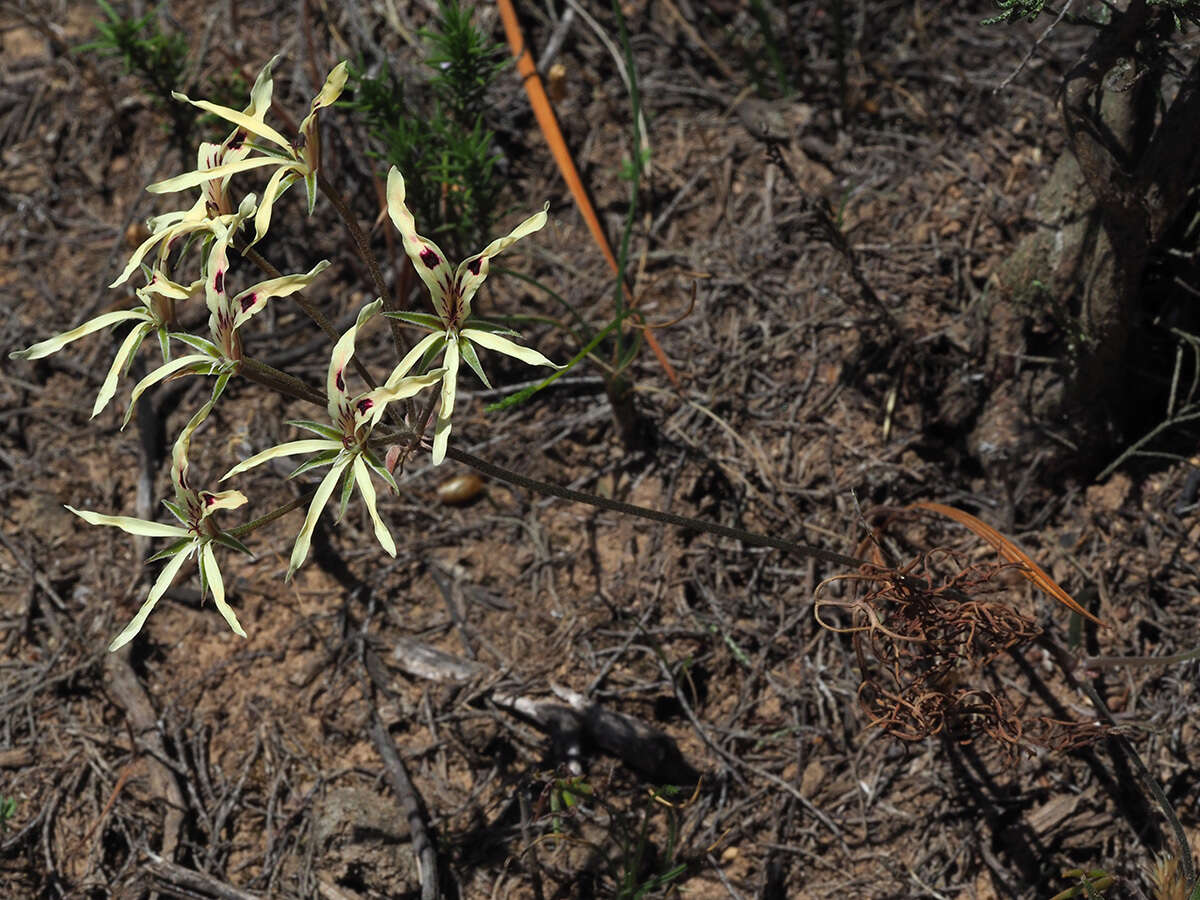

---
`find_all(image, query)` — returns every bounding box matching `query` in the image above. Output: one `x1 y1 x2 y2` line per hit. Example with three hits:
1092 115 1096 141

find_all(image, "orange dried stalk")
495 0 680 387
910 501 1105 626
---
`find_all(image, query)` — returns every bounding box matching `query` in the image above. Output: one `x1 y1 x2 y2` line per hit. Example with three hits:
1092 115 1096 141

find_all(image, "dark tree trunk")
976 0 1200 472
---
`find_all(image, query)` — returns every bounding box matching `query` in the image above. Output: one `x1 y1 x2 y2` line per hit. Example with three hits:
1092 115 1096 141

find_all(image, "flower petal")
326 299 383 421
110 218 192 287
92 321 154 418
203 542 246 638
146 155 285 195
140 272 201 302
66 506 190 539
431 336 460 466
250 164 300 248
287 458 350 580
10 309 151 361
385 330 446 386
385 167 454 320
353 455 395 556
297 61 349 150
222 439 340 480
123 354 213 429
108 544 194 651
169 91 292 151
231 259 330 332
169 401 216 500
196 489 248 520
357 368 445 431
241 56 279 129
461 328 562 369
456 203 549 317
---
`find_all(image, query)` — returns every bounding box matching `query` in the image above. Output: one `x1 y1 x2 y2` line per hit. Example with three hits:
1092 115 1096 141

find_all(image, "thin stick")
996 0 1075 92
364 650 439 900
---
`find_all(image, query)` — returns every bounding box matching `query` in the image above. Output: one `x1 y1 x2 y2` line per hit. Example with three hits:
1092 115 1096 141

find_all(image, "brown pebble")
125 221 151 248
437 473 484 505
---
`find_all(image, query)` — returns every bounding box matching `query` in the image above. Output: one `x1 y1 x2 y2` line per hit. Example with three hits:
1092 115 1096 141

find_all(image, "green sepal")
304 170 318 216
361 449 399 494
121 326 152 376
287 419 344 442
246 142 293 161
461 316 522 338
212 531 255 558
290 448 342 479
197 548 211 598
417 334 448 372
384 311 444 331
156 326 171 363
173 229 207 269
210 370 232 404
147 537 194 563
458 336 492 389
170 331 221 357
161 499 189 526
336 460 356 521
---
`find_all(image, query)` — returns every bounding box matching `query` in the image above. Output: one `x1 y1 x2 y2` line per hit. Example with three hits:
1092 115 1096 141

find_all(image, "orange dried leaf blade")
496 0 680 388
911 501 1105 626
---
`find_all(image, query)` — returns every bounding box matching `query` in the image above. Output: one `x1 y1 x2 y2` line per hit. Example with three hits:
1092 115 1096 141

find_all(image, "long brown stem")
228 488 318 539
237 241 380 391
317 172 410 361
233 355 868 571
444 445 869 571
238 355 326 407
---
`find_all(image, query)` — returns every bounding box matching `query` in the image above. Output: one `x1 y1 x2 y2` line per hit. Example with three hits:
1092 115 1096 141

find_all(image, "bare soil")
2 2 1199 899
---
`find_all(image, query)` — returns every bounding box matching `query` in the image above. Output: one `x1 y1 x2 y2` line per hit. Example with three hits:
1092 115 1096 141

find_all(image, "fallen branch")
362 645 440 900
390 636 699 784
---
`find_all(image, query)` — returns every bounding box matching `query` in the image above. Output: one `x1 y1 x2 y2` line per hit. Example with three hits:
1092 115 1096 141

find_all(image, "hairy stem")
238 355 326 407
445 445 869 570
228 488 318 539
237 241 380 392
317 172 410 360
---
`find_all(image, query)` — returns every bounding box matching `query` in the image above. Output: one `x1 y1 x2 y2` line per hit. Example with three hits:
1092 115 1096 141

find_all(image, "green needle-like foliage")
346 0 509 258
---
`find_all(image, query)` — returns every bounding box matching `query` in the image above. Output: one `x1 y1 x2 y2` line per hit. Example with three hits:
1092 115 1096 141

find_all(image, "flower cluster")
69 402 251 651
220 300 443 579
383 166 563 464
10 55 559 651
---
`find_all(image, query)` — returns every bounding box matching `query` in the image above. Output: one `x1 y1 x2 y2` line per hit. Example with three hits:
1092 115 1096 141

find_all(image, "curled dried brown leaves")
816 549 1112 754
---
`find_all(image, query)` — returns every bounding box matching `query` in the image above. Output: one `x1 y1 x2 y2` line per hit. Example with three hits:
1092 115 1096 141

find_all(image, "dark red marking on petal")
214 270 225 293
227 134 244 152
356 398 374 415
335 369 346 393
467 258 482 276
240 293 256 312
419 247 440 269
